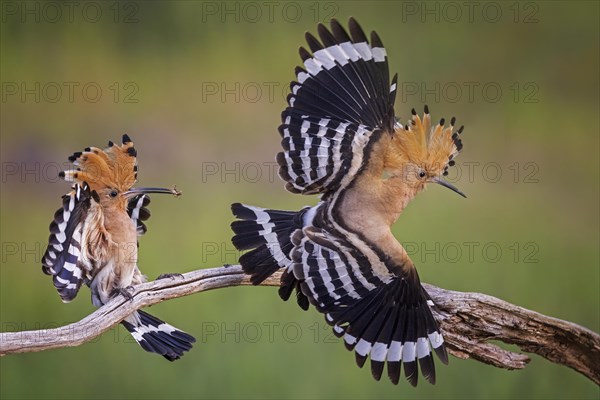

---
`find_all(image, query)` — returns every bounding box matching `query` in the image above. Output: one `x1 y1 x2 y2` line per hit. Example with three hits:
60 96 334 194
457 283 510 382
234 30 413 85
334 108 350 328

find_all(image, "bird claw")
112 286 134 302
156 273 184 280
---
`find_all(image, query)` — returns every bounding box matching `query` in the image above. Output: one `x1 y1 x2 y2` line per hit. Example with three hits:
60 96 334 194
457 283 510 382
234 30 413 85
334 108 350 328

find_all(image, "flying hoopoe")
231 18 465 385
42 134 196 360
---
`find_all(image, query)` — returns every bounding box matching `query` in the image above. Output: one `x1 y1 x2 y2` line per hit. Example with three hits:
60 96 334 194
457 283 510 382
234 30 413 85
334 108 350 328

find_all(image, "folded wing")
42 183 95 302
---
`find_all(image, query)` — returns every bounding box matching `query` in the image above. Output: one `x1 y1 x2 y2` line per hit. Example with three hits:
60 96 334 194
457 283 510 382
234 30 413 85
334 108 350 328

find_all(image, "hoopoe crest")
384 107 465 197
60 136 139 193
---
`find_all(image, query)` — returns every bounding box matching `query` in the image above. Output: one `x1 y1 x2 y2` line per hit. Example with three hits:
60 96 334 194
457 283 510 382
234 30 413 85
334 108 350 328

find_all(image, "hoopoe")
231 18 465 385
42 134 196 360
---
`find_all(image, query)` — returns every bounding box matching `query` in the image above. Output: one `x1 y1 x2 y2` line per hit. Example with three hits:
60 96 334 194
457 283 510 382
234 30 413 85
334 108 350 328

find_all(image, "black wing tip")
299 46 312 62
322 275 448 386
275 152 287 168
305 31 323 52
371 360 385 381
296 291 310 310
41 262 53 275
404 361 419 387
355 352 367 368
387 361 401 385
348 17 368 43
330 18 351 43
419 354 437 385
230 202 244 216
434 344 450 365
370 30 384 48
317 22 336 47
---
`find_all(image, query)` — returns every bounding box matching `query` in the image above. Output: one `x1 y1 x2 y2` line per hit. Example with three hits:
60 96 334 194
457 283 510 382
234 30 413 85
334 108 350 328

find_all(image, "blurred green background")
1 1 598 399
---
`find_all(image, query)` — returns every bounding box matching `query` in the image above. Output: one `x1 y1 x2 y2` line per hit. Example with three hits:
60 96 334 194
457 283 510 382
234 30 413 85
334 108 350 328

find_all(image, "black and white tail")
230 203 309 310
121 310 196 361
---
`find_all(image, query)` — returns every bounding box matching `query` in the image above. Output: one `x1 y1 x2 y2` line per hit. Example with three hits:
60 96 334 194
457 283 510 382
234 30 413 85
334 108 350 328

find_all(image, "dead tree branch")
1 265 598 385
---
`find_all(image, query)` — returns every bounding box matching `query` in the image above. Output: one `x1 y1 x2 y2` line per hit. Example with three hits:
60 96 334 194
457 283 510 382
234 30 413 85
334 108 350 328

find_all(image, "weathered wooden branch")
1 265 598 385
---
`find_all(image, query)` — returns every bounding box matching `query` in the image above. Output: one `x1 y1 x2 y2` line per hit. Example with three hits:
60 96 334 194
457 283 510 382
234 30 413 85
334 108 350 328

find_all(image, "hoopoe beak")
432 177 467 198
124 186 182 197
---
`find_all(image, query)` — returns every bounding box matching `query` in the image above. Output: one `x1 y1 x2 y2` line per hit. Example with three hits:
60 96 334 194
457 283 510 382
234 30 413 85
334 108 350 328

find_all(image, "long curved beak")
433 177 467 198
125 186 181 197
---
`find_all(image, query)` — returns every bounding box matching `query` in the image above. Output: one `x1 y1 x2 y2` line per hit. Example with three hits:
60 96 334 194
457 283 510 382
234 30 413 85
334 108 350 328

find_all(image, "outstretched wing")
42 183 96 303
127 194 151 236
277 17 398 196
291 225 448 386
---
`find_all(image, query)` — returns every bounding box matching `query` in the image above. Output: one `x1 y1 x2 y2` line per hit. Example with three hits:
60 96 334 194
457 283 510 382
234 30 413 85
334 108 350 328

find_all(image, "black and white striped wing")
278 18 398 195
292 227 448 386
127 194 151 236
42 183 94 303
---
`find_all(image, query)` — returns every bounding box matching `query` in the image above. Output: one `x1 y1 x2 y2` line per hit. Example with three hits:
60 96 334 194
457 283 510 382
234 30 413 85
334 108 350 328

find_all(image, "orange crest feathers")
59 134 138 192
387 106 464 176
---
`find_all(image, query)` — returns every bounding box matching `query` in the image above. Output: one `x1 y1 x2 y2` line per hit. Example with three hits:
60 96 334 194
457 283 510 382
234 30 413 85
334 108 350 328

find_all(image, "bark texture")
1 265 598 385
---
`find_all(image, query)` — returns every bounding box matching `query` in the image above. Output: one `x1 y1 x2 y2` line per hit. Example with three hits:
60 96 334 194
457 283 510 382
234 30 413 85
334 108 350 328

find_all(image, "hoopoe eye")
109 190 118 198
418 171 427 178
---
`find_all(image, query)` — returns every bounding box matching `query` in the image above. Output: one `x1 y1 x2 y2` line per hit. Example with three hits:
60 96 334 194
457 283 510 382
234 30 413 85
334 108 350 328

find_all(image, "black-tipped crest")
389 105 466 188
59 135 139 193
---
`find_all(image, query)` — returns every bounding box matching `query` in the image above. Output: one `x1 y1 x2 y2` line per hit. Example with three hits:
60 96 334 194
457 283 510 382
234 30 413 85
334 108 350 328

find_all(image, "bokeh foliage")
1 1 598 399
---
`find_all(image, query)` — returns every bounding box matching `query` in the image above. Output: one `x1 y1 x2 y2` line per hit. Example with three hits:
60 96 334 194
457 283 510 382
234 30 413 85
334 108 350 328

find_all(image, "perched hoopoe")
42 134 196 360
231 18 465 385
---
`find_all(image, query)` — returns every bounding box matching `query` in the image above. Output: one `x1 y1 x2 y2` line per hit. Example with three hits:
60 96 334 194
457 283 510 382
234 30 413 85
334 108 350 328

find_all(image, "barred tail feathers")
230 203 309 309
121 310 195 361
